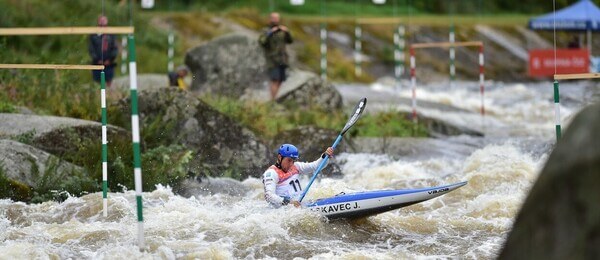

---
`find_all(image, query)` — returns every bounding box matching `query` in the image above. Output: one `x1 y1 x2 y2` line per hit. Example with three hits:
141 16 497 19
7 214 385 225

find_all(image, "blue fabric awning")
529 0 600 31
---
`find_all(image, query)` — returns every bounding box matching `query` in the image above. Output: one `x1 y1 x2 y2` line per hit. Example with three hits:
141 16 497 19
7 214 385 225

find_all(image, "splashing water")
1 80 594 259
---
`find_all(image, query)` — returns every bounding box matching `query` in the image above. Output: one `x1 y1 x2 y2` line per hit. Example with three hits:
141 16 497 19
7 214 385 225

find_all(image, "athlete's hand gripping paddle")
298 98 367 203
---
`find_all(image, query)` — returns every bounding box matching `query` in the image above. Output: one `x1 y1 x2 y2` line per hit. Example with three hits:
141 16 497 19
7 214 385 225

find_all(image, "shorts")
268 65 287 82
92 65 115 83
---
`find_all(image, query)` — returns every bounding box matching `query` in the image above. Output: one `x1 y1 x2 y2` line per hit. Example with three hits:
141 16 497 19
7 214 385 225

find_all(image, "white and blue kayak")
305 181 467 219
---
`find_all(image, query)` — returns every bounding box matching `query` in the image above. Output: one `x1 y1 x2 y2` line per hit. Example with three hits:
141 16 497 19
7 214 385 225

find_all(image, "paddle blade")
341 98 367 135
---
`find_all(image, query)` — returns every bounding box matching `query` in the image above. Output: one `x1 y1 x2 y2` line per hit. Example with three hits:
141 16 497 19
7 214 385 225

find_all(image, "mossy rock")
0 139 94 202
112 87 271 180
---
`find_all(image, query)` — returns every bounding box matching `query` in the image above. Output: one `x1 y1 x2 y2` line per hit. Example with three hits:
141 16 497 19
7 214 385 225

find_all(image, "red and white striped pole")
479 44 485 117
410 47 417 124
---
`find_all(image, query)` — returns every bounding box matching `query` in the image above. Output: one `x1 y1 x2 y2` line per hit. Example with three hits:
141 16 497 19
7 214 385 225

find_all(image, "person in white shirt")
262 144 334 207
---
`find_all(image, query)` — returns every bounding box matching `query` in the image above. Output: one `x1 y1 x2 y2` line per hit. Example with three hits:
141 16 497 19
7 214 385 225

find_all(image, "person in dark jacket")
89 15 119 87
258 12 293 101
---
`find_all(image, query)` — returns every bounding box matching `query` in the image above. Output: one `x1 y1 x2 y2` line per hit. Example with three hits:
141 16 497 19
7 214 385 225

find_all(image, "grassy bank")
202 95 428 139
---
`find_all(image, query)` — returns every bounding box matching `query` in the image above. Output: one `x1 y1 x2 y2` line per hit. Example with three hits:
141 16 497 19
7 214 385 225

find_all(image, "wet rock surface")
499 103 600 259
112 88 271 179
275 70 343 111
185 33 267 96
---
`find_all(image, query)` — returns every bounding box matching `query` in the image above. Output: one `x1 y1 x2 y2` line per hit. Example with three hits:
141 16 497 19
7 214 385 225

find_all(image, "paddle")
298 97 367 203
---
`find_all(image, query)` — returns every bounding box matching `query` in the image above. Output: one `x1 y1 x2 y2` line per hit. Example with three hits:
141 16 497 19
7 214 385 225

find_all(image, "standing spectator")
168 65 189 90
89 15 119 87
258 12 293 101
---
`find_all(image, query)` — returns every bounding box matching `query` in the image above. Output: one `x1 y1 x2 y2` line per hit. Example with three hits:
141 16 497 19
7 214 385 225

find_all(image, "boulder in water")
499 103 600 259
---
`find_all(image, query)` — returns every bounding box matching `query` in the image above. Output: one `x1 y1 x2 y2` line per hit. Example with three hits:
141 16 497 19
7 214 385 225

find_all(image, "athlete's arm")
295 147 334 175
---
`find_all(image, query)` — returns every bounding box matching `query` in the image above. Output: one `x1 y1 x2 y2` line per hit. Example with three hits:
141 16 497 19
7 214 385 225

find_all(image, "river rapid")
1 80 598 259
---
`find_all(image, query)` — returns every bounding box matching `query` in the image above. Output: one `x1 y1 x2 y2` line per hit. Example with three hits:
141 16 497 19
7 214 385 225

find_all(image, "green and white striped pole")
354 25 362 77
410 47 418 124
167 32 174 72
168 0 174 72
449 24 456 88
128 34 144 249
100 71 109 217
121 36 128 75
554 80 561 140
394 25 405 90
320 23 327 81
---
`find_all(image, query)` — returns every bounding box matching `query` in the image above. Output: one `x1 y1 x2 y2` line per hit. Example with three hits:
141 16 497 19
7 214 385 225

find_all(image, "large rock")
499 103 600 259
111 73 193 92
185 33 343 111
275 70 343 110
111 87 270 179
185 33 267 96
0 113 130 158
0 139 84 201
0 113 103 139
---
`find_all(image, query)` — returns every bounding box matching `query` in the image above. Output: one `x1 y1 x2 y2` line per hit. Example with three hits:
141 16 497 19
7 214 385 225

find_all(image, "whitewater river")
1 80 598 259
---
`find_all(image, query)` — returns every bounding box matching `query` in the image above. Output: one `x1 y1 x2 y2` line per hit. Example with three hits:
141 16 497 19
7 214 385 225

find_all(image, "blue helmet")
278 144 299 159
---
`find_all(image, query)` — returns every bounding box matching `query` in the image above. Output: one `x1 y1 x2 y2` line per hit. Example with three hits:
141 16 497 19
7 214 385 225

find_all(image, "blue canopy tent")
529 0 600 55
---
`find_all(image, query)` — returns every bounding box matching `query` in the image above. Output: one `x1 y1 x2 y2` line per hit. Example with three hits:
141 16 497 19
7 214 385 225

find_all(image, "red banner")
528 49 589 77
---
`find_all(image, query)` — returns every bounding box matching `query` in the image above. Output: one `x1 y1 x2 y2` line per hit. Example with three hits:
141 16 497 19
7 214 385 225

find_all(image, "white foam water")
1 80 595 259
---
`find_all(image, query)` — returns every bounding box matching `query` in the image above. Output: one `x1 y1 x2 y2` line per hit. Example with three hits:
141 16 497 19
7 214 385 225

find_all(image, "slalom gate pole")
128 34 145 249
320 23 327 81
554 80 561 140
100 71 108 217
394 25 405 91
479 44 485 118
121 36 128 75
410 47 417 124
354 24 362 77
449 24 456 88
167 32 174 72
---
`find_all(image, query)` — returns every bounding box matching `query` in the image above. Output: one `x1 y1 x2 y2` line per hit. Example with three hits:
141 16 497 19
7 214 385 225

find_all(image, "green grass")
353 111 428 137
0 70 103 120
202 95 427 139
0 100 17 113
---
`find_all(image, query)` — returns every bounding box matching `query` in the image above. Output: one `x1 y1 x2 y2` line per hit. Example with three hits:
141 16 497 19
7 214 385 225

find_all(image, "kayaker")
262 144 334 208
